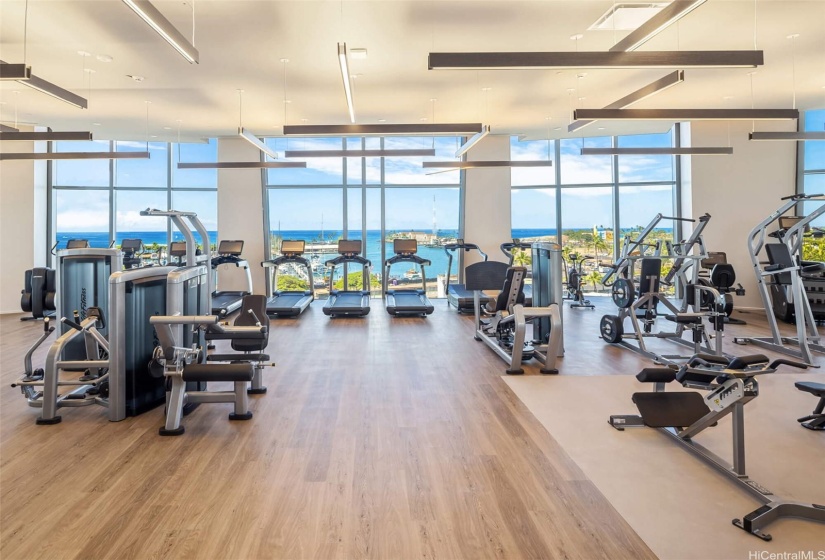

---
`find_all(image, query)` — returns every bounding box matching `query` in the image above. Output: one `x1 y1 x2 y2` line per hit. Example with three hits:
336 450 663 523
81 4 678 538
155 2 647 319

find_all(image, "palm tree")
586 270 603 292
512 248 531 267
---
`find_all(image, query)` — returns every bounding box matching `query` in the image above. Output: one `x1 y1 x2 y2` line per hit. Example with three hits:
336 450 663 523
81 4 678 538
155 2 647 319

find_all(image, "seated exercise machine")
599 213 728 366
565 253 595 310
323 240 371 317
469 242 564 374
261 240 314 317
609 353 823 541
20 267 55 321
734 195 825 365
697 252 746 324
765 215 825 324
501 239 533 305
384 239 434 317
149 308 268 435
795 381 825 430
211 240 253 317
443 239 493 313
19 241 89 321
205 294 272 395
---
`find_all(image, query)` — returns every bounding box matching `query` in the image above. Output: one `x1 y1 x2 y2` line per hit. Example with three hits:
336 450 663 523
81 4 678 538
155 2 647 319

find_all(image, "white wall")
0 133 47 314
216 138 267 294
463 134 512 265
685 120 797 308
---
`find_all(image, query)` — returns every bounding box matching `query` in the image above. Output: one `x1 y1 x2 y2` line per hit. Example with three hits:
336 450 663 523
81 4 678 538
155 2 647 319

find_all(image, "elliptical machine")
565 253 595 309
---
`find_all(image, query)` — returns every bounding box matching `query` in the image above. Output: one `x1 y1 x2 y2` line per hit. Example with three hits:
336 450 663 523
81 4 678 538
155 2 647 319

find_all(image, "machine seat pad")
726 354 769 370
208 353 270 362
795 381 825 397
664 313 704 324
636 368 677 384
689 353 730 366
182 363 254 382
205 331 267 341
632 392 710 428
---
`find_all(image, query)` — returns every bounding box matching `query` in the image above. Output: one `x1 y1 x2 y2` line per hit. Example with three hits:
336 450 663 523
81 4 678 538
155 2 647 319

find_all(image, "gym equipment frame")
734 194 825 364
609 354 825 541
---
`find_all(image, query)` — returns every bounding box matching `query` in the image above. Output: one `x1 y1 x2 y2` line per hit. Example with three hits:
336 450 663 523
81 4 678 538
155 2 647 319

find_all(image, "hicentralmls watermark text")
749 552 825 560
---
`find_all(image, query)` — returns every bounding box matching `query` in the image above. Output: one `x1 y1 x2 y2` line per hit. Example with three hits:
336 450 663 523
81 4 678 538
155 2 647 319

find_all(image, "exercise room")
1 1 824 558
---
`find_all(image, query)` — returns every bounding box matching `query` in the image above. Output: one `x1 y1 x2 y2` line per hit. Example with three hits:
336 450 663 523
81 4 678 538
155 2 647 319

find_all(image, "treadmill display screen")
169 242 187 257
281 240 305 254
338 240 362 254
218 240 244 256
67 239 90 249
121 239 143 252
394 239 417 254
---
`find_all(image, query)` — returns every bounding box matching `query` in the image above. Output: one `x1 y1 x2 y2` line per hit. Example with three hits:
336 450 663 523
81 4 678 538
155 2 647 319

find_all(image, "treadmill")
210 240 253 317
384 239 435 316
501 240 533 306
323 240 372 317
443 239 494 313
261 240 314 317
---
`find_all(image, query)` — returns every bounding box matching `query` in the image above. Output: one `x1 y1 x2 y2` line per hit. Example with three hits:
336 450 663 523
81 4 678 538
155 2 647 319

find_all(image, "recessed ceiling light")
92 122 101 126
350 48 368 59
77 50 92 57
420 117 428 122
378 119 386 123
570 34 584 41
96 54 113 63
283 99 291 104
481 87 492 92
163 126 172 130
350 73 362 79
84 68 96 74
554 127 561 131
150 135 157 138
127 74 144 82
598 127 606 130
279 58 289 63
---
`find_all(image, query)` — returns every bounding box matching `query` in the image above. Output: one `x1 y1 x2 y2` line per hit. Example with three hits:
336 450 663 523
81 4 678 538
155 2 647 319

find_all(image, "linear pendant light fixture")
239 127 279 159
569 71 684 133
177 162 306 169
428 51 763 70
1 61 88 109
0 63 31 80
573 108 799 121
0 131 92 141
422 161 553 169
581 147 733 156
610 0 708 52
121 0 199 64
455 125 490 157
0 151 149 161
338 43 356 123
749 131 825 141
284 123 483 136
283 149 436 158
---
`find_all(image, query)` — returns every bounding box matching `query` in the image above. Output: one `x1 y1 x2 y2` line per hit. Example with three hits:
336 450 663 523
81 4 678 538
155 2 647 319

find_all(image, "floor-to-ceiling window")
263 137 462 299
511 127 679 293
50 139 219 261
798 109 825 259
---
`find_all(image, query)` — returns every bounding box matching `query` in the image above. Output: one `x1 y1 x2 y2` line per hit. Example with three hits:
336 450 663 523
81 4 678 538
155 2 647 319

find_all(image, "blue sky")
58 119 825 234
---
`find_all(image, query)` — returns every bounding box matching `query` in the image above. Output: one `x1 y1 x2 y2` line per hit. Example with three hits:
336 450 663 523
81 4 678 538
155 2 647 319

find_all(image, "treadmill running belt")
333 292 366 308
393 292 426 308
268 293 305 308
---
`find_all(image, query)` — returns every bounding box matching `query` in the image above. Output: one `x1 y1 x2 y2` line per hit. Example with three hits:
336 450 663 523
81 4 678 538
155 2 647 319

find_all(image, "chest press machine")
599 213 728 366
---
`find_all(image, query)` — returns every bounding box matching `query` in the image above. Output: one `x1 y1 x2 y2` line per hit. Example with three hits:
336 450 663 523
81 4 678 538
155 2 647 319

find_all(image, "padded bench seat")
182 363 254 382
664 313 705 324
207 353 270 362
795 381 825 397
633 392 710 428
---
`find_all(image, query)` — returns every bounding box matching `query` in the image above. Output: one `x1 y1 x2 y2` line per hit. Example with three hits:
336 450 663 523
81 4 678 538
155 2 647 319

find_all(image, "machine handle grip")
768 359 808 370
61 317 83 331
246 308 263 327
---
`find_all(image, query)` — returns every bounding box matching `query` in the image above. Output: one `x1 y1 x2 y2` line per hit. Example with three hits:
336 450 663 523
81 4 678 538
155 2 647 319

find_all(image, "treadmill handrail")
385 254 432 266
325 254 371 267
261 254 315 299
500 240 532 264
444 240 489 300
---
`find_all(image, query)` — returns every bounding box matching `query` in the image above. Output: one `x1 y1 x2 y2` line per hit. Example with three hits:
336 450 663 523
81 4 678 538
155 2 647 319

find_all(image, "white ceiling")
1 0 823 143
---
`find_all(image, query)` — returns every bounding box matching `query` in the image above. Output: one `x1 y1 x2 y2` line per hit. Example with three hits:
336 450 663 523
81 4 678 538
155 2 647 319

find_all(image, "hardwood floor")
1 297 806 559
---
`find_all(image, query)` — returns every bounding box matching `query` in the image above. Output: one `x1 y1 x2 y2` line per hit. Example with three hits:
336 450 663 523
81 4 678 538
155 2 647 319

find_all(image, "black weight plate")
612 278 636 309
600 314 623 343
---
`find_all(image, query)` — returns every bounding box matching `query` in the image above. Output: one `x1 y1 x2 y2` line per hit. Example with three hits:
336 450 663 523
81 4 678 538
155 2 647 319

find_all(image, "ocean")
56 228 560 280
56 227 669 280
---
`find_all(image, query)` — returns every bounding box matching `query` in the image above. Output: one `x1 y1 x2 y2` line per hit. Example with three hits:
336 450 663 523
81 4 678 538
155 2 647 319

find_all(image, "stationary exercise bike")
565 253 595 309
